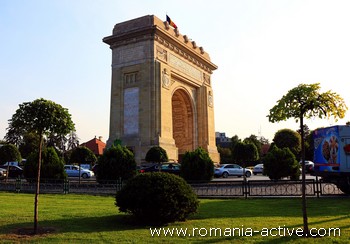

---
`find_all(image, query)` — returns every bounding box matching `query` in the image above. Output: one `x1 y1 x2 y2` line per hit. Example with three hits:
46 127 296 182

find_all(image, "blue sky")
1 0 349 144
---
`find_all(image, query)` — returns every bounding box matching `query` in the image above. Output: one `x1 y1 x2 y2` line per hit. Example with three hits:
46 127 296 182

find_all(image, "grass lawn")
0 193 349 243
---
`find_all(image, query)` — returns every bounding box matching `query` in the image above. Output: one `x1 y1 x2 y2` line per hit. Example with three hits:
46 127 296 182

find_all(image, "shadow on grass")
2 214 154 236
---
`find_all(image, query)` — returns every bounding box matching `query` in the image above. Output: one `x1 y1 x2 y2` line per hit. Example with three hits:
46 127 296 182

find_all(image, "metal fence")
0 178 346 197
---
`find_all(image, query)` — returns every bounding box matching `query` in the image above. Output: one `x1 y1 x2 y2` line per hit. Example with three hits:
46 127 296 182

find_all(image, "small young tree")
268 83 347 235
97 145 136 183
181 147 214 182
6 98 74 234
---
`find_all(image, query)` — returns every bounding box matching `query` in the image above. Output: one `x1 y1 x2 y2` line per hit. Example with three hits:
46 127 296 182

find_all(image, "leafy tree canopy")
268 83 347 123
5 98 75 150
232 141 259 165
70 146 97 165
273 128 301 158
0 144 22 165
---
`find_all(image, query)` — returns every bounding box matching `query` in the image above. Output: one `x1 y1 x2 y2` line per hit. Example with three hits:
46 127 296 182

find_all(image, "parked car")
91 164 98 175
214 164 252 178
0 168 8 180
299 160 314 174
0 165 23 178
64 165 94 178
253 164 264 175
139 162 181 175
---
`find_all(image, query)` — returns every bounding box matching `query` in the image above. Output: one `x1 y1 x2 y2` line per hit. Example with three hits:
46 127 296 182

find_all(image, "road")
212 174 318 182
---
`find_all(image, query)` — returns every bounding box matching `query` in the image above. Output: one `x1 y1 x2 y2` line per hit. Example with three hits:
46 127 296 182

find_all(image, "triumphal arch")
103 15 220 163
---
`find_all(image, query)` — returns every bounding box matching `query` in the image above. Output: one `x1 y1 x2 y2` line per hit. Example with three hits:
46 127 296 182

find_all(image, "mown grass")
0 192 349 243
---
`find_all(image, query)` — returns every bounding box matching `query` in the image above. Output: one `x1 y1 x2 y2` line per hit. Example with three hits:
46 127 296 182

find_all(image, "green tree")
263 147 300 180
217 146 232 163
230 135 241 152
232 141 258 180
97 145 136 183
0 143 21 165
6 98 74 234
273 129 301 158
18 132 40 159
268 83 347 235
70 146 97 182
181 147 214 182
232 141 259 166
145 146 169 163
0 144 22 182
243 134 262 157
24 147 66 180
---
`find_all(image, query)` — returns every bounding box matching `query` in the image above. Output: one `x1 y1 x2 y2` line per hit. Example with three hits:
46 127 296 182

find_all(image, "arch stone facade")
103 15 220 163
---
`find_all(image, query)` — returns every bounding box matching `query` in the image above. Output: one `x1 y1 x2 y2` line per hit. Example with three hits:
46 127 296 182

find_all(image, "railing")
0 178 346 197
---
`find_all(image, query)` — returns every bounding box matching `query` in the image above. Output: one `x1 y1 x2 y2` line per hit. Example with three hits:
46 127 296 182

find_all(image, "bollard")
15 177 21 193
63 179 70 194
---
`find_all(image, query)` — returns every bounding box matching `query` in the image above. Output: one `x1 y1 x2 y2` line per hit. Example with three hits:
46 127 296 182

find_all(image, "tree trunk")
300 117 309 236
34 135 43 234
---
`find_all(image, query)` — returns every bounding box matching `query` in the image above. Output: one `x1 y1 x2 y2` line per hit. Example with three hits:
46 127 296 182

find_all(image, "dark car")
0 165 24 178
0 168 8 180
139 162 181 175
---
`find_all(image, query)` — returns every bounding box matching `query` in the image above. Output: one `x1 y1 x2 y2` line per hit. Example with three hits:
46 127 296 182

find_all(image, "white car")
253 164 264 175
64 165 94 178
214 164 252 178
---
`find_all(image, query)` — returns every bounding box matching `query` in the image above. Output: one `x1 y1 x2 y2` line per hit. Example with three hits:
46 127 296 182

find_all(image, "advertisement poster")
314 126 340 172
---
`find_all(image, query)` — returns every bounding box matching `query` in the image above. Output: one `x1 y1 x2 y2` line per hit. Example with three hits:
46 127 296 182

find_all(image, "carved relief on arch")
203 73 211 85
156 45 167 62
208 91 213 107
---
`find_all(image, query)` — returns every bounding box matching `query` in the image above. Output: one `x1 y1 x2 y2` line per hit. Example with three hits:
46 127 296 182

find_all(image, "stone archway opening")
172 89 194 159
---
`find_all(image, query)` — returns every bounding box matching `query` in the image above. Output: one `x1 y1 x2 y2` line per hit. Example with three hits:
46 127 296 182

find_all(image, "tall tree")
6 98 74 234
268 83 347 235
244 134 262 157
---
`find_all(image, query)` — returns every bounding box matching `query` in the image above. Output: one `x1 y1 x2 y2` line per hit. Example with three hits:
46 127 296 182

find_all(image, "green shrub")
24 147 66 180
145 146 169 163
116 172 199 225
263 146 300 180
97 145 136 183
180 147 214 182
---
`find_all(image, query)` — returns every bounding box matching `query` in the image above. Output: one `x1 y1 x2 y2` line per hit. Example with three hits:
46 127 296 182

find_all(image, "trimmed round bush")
180 147 214 182
263 146 300 181
145 146 169 163
115 172 199 225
